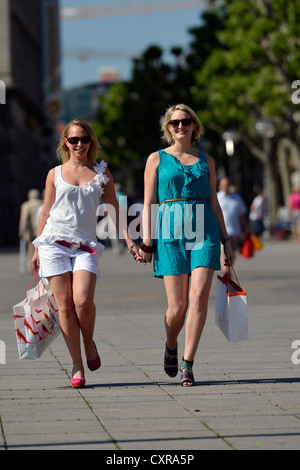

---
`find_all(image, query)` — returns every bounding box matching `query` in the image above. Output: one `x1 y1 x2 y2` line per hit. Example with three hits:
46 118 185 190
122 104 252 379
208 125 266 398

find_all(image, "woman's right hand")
31 249 40 272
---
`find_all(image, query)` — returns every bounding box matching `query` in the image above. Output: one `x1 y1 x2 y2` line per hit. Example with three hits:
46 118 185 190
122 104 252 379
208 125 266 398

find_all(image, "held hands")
128 242 153 265
138 249 152 264
127 243 141 263
138 242 155 265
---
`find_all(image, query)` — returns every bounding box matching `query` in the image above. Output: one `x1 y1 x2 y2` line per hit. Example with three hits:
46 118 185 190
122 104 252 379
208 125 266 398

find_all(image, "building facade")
0 0 61 247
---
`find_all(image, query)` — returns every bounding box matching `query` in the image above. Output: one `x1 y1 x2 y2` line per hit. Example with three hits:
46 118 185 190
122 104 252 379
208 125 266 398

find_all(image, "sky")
60 0 206 89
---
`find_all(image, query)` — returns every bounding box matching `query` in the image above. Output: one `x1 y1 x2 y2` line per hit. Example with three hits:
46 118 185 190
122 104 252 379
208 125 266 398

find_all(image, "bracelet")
140 242 156 253
221 237 231 245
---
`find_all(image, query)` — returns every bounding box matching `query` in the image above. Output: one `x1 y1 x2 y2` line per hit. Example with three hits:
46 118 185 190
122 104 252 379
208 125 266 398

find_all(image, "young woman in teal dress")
139 104 233 386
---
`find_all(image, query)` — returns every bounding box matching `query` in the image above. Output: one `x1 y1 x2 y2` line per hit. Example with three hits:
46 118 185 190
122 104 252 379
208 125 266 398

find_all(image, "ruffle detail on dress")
83 160 110 195
161 150 208 189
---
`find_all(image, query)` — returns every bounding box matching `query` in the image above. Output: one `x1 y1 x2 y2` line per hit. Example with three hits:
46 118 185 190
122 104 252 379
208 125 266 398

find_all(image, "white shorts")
38 243 100 279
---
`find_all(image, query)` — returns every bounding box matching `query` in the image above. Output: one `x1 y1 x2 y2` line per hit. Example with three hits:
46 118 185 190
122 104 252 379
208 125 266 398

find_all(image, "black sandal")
180 358 195 387
164 343 178 378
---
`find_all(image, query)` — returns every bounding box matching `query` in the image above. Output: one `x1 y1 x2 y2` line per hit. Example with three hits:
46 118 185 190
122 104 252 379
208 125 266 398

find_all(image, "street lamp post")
222 129 240 185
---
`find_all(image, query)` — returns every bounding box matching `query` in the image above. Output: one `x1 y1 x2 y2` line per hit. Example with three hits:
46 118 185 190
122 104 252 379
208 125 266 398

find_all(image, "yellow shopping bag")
251 234 264 250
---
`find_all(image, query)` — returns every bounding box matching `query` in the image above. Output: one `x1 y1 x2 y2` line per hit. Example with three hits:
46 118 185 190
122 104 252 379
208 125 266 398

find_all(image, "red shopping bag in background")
240 233 254 259
13 271 60 359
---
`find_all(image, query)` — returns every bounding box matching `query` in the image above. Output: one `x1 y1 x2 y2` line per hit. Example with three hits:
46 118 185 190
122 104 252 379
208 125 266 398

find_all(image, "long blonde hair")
161 104 204 144
56 119 100 163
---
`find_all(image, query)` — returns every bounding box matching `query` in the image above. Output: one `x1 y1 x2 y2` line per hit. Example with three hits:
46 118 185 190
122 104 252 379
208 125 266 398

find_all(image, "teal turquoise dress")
153 149 221 278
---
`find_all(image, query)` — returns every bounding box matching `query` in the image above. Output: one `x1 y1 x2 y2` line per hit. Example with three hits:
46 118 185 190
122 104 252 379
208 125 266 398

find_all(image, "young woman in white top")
31 119 139 388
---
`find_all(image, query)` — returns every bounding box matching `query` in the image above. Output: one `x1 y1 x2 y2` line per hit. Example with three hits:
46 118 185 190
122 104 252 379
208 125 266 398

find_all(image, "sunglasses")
66 136 91 145
168 118 194 128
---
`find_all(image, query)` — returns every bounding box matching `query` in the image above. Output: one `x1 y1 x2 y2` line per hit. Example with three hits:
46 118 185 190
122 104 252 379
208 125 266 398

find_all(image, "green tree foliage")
194 0 300 136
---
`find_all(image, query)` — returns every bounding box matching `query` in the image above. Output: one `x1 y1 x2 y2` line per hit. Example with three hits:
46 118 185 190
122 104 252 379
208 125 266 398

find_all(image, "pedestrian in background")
287 186 300 243
217 177 248 268
19 189 42 273
249 186 265 237
139 104 233 387
31 119 139 388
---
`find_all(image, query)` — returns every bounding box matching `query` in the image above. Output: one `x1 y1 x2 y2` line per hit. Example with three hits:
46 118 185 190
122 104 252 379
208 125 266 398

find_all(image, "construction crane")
61 0 208 20
64 48 138 61
62 0 210 61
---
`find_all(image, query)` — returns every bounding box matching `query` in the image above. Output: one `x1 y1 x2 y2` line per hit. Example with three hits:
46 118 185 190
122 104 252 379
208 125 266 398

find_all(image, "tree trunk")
277 137 300 203
263 138 278 232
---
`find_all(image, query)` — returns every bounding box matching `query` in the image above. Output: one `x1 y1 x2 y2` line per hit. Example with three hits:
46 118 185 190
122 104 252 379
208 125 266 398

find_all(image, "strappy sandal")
164 343 178 378
180 358 195 387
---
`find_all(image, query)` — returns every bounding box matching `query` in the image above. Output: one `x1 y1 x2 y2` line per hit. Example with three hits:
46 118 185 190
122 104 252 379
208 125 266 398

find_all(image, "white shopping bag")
215 267 248 342
13 272 61 359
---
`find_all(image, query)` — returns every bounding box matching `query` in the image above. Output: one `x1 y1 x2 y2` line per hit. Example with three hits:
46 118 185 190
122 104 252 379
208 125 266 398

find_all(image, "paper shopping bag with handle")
13 271 61 359
215 267 248 342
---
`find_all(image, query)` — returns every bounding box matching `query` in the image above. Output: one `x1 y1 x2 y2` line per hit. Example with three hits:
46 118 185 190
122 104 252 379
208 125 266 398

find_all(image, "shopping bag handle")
28 269 39 293
225 266 242 289
27 269 46 299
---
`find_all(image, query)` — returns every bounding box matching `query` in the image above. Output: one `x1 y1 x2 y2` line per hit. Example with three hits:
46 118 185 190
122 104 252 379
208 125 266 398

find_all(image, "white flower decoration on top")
83 160 110 195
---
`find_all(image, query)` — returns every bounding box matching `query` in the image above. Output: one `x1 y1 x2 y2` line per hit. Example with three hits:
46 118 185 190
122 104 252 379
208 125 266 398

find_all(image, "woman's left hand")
224 240 233 267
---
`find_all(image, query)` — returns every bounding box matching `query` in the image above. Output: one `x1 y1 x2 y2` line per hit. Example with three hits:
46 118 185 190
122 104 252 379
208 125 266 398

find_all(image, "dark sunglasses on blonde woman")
66 136 91 145
168 118 194 128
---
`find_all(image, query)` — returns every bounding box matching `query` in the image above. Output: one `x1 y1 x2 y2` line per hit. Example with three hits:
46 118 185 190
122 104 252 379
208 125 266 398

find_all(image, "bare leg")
49 272 84 380
184 267 214 362
163 274 189 350
72 270 98 362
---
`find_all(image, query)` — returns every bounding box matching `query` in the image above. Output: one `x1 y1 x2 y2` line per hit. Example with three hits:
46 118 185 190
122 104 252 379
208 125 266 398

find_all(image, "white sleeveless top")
33 161 109 253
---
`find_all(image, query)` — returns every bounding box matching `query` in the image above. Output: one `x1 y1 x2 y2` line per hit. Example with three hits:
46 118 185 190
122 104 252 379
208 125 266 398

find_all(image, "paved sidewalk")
0 240 300 451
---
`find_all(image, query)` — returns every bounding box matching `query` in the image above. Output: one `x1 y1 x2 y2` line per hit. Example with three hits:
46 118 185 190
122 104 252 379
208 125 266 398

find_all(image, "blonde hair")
161 104 204 144
56 119 100 163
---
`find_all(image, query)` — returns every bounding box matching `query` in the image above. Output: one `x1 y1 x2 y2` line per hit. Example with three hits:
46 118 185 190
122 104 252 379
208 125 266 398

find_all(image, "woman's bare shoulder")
46 167 56 184
146 151 160 169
